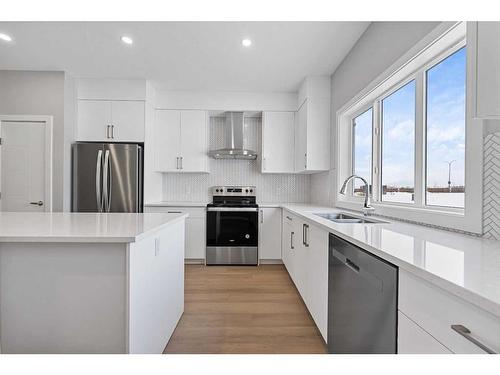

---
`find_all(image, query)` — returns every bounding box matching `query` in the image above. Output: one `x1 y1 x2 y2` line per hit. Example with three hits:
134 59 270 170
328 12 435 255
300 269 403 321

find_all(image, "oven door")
206 207 258 265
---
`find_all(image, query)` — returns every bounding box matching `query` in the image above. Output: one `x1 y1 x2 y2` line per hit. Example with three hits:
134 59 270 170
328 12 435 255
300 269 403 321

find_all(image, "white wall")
310 22 441 206
154 88 297 111
0 70 67 211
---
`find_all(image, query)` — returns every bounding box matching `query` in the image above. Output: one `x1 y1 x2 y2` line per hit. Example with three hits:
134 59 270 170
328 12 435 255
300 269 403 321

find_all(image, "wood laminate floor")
163 264 327 354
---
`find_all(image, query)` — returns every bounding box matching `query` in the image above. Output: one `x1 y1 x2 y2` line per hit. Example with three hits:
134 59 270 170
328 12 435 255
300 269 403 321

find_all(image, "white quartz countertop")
282 204 500 318
0 212 188 243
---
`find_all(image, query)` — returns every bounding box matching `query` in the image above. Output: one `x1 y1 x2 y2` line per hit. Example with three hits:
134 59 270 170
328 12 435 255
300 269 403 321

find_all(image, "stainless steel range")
206 186 258 265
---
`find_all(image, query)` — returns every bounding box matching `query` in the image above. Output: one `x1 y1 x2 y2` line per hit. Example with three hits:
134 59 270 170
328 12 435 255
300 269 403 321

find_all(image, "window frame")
336 22 482 234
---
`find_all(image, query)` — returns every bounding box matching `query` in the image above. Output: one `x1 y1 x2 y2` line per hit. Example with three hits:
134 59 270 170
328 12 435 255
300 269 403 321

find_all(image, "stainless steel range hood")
209 112 258 160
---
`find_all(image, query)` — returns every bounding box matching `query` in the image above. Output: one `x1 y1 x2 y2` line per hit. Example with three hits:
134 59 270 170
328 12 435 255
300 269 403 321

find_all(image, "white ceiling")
0 22 369 92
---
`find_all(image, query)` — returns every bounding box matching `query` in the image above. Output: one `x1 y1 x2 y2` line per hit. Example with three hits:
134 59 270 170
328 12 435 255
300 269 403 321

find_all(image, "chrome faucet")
339 175 375 216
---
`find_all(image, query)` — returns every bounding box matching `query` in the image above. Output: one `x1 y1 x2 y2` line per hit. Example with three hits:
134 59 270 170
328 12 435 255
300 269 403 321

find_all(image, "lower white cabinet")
398 311 452 354
258 207 282 261
281 211 328 342
399 269 500 354
145 206 206 260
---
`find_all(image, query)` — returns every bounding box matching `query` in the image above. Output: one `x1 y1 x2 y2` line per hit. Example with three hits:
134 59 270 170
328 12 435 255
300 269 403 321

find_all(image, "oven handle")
207 207 259 212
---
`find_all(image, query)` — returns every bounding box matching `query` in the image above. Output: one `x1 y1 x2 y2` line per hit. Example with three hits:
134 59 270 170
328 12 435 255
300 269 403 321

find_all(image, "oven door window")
207 211 258 246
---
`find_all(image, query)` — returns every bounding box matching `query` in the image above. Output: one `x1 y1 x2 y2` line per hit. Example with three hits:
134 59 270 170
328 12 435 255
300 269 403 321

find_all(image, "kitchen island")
0 212 187 354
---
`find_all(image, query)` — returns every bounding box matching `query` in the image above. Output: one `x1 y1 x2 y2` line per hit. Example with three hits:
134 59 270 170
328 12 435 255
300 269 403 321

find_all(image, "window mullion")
372 100 381 202
414 71 425 207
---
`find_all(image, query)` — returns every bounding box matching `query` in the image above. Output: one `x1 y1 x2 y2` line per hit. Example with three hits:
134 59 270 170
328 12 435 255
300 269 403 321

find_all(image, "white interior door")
0 120 50 212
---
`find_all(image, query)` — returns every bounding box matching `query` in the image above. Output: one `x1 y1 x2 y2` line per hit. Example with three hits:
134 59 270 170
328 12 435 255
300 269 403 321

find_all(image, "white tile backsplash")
162 116 310 203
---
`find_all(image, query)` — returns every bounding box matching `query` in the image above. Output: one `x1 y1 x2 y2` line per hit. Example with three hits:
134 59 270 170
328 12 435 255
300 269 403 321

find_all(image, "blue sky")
353 47 466 192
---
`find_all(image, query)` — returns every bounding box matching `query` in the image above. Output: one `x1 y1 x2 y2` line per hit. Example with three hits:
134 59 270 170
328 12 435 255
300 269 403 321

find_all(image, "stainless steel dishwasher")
328 234 398 354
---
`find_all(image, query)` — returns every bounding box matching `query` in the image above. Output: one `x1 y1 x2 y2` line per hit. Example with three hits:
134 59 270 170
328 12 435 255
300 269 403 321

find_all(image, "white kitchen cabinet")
398 311 452 354
77 100 145 142
144 206 206 261
399 269 500 354
261 112 295 173
258 207 282 261
282 213 297 279
154 109 208 173
470 22 500 119
304 222 328 341
281 211 329 342
294 77 331 173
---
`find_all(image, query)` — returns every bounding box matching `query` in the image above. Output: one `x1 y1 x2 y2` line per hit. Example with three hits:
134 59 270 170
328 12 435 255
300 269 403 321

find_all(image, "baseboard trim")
259 259 283 265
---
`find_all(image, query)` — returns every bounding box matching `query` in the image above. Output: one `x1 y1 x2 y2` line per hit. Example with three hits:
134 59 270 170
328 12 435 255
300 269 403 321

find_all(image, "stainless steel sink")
314 212 388 224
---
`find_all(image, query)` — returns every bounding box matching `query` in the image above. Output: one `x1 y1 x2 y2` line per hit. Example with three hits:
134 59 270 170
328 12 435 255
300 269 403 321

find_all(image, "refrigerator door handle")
95 150 103 212
103 150 111 212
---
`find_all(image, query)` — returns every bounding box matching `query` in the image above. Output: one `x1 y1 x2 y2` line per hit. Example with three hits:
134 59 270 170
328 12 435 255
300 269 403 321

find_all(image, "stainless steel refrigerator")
72 143 143 213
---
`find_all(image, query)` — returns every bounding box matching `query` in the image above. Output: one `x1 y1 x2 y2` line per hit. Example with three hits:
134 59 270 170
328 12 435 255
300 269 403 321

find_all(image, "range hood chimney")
209 112 258 160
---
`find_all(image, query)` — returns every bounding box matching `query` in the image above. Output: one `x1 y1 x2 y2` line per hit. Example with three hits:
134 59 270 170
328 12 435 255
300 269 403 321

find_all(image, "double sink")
314 212 388 224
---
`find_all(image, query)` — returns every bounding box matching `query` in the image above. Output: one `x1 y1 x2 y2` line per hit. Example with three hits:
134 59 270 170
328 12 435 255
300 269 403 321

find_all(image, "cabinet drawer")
145 206 205 218
399 270 500 354
398 311 452 354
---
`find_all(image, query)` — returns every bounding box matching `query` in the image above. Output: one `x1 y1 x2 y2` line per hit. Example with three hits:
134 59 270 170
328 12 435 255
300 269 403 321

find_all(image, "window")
425 47 466 208
352 108 373 196
336 23 481 233
381 80 416 204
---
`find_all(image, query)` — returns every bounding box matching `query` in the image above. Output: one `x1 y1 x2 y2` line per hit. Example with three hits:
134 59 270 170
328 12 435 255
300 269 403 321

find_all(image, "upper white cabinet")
261 112 295 173
77 100 145 142
258 207 282 260
294 76 331 173
154 109 209 173
470 22 500 119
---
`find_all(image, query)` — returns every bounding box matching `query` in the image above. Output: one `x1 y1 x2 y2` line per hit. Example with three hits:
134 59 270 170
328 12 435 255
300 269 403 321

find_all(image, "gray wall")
0 70 69 211
310 22 441 206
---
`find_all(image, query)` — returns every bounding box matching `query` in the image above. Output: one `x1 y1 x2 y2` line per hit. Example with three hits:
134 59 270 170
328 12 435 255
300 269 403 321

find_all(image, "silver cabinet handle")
180 156 183 170
111 125 115 139
96 149 103 212
260 209 264 224
103 150 111 212
176 157 180 169
29 200 43 206
263 157 266 171
167 211 182 214
291 231 295 250
304 153 307 169
451 325 497 354
302 223 310 247
286 216 292 221
106 125 110 139
305 224 309 247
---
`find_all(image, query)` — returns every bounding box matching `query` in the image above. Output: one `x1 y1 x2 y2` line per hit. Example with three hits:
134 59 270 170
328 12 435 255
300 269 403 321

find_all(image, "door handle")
29 200 44 206
96 149 103 212
103 150 111 212
451 325 497 354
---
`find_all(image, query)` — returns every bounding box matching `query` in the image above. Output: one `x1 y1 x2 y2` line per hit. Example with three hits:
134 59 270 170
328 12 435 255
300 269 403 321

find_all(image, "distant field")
381 192 464 208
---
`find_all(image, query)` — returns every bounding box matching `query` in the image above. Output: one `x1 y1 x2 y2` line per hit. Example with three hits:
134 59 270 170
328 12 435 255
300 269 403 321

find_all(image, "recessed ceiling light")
241 38 252 47
121 36 133 45
0 33 12 42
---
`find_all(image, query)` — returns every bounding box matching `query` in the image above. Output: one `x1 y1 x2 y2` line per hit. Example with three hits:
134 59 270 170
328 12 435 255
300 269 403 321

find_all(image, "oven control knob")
245 189 249 193
216 189 219 192
245 234 250 239
250 189 253 193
